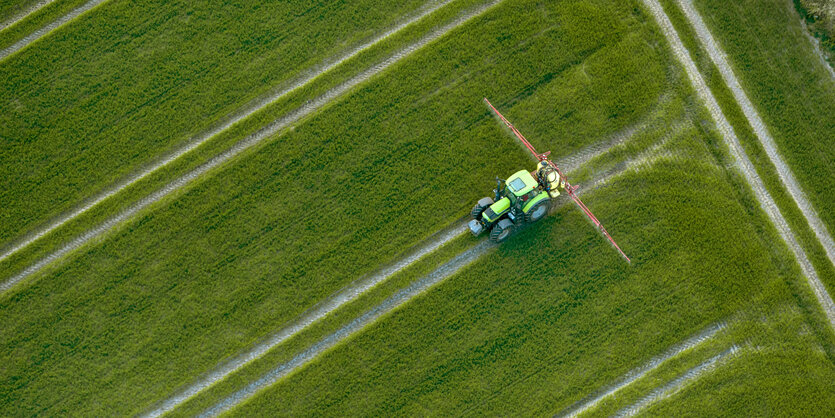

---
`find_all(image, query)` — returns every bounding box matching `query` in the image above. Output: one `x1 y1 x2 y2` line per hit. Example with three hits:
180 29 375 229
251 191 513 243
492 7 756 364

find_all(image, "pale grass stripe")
0 0 454 264
198 240 493 417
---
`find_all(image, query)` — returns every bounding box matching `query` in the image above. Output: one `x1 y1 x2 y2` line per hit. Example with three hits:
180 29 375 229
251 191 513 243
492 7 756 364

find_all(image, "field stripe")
140 220 469 417
557 322 727 418
676 0 835 283
0 0 109 61
0 0 57 32
0 1 502 295
198 240 493 417
0 0 454 264
143 116 649 416
194 161 643 416
613 345 740 417
642 0 835 328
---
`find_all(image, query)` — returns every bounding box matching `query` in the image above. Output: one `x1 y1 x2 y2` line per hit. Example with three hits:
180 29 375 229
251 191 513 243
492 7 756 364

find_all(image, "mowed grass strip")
226 132 833 415
0 0 429 244
0 0 663 415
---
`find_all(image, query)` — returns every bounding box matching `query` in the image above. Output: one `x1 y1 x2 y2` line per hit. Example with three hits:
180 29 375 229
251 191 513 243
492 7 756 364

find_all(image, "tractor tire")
471 197 494 220
490 219 515 243
525 198 550 223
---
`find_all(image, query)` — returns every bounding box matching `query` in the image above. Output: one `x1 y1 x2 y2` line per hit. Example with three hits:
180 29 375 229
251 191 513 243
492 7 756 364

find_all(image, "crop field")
1 0 834 416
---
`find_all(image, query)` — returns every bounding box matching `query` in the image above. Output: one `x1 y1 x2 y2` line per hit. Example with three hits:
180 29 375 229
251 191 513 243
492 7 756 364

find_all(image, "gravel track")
194 162 642 417
614 345 740 417
676 0 835 272
0 0 108 61
0 1 502 295
557 322 727 417
642 0 835 329
0 0 57 32
0 0 454 264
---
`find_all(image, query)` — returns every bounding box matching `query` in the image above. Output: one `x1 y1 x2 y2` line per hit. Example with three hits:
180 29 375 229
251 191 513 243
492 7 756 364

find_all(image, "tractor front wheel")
471 197 494 220
525 198 550 223
490 220 514 243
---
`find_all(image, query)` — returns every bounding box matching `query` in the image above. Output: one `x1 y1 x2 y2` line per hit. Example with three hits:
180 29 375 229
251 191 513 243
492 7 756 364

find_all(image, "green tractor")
468 161 565 242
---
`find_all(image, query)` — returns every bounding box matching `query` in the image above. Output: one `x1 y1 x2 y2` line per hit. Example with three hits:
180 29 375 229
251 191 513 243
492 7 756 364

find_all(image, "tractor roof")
506 170 537 196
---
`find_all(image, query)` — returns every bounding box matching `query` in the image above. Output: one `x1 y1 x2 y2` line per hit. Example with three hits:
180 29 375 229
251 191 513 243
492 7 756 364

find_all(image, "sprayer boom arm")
483 97 630 262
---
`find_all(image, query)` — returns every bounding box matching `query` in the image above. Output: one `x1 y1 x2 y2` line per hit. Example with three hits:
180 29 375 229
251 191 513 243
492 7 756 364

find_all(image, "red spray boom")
484 98 630 262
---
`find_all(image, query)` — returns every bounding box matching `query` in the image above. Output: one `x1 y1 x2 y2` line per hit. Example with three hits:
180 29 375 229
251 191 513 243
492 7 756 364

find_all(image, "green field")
1 0 834 416
0 0 428 243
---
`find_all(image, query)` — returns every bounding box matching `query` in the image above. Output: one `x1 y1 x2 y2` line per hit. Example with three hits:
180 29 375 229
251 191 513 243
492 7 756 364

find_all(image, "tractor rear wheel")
490 220 514 243
525 198 550 223
471 197 494 220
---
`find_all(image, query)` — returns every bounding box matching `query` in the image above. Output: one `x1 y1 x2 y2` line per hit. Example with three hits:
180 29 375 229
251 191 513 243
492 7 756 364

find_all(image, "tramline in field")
469 99 630 262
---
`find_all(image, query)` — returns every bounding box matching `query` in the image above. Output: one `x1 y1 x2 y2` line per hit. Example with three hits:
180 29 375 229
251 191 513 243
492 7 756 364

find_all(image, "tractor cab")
468 168 555 242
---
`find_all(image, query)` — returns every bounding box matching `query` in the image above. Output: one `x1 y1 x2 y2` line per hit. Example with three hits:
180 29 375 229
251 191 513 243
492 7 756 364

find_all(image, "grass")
643 306 835 416
657 0 835 312
0 0 429 244
229 129 835 415
690 0 835 235
0 0 87 44
0 0 667 414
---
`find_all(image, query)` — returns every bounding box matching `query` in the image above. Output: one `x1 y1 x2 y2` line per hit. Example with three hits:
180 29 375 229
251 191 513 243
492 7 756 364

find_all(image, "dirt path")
614 345 740 417
642 0 835 329
0 0 57 32
0 0 109 60
0 0 453 264
558 323 727 417
0 1 503 295
676 0 835 272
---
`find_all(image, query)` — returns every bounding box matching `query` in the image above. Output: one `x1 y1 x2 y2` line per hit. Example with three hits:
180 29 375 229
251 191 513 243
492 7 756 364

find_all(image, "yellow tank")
536 161 563 198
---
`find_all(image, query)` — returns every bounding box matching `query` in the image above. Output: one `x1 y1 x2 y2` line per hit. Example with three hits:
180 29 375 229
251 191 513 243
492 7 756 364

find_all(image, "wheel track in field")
642 0 835 328
0 0 109 61
675 0 835 283
0 0 57 32
0 0 455 264
195 165 637 417
613 344 741 417
557 322 728 418
141 109 654 417
0 0 501 295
